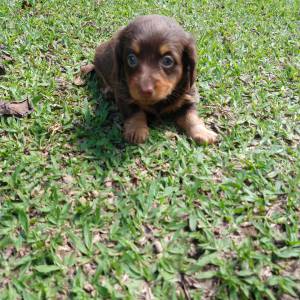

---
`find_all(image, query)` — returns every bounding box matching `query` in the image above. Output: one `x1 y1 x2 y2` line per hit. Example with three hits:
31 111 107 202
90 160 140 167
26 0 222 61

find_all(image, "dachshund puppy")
94 15 217 144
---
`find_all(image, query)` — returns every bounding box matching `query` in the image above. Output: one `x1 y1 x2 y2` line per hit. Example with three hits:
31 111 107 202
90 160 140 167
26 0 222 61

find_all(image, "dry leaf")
62 175 74 184
80 63 95 75
73 63 95 86
153 240 163 254
83 282 95 293
1 53 14 63
73 75 86 86
0 99 34 117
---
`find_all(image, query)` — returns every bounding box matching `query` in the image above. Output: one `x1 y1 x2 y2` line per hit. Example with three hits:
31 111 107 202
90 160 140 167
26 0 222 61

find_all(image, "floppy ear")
113 27 126 81
183 35 197 88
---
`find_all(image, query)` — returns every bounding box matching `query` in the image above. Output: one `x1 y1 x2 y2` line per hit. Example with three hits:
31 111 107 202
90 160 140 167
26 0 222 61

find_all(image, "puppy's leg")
124 111 149 144
176 108 217 144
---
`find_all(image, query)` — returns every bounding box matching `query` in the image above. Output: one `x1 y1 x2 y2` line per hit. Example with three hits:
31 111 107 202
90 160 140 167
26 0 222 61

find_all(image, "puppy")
94 15 217 144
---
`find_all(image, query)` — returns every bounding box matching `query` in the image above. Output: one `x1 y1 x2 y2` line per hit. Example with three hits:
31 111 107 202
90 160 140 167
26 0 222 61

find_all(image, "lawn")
0 0 299 299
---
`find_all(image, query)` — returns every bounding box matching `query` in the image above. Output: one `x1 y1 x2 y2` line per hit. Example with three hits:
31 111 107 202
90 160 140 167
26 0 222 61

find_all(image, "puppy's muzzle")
139 76 155 98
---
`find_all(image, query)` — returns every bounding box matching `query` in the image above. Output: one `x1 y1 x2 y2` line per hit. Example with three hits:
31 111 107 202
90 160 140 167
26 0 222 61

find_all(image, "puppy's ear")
183 34 197 88
114 27 126 81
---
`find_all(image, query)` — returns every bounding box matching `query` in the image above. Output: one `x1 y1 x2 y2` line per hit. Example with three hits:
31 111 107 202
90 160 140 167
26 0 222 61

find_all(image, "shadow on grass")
72 71 177 169
73 72 128 168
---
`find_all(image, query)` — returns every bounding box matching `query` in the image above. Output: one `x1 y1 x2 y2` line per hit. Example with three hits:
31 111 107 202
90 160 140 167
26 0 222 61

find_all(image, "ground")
0 0 299 299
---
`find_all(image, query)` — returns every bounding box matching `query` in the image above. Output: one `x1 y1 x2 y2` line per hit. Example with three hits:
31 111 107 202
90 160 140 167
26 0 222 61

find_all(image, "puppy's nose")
140 79 154 97
141 86 154 97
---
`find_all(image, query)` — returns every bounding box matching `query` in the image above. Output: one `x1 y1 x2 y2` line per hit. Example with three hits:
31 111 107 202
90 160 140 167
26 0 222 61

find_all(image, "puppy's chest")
138 92 195 116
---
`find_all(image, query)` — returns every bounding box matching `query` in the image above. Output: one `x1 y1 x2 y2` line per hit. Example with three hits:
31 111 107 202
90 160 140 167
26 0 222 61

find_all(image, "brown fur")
123 111 149 144
94 15 217 144
176 109 217 144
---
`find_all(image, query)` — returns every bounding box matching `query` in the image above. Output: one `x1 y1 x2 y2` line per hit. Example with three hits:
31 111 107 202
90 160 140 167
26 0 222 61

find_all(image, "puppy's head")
115 15 196 106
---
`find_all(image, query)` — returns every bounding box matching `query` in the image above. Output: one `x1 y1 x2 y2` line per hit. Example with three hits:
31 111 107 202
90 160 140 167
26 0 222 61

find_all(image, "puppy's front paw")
124 126 149 144
189 125 218 144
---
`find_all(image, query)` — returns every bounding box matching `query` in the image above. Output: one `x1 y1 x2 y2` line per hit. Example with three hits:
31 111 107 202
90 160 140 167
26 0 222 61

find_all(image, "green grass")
0 0 299 299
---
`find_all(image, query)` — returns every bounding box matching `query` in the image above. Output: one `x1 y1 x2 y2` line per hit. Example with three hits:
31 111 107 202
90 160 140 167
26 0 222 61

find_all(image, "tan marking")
161 94 194 114
159 45 181 64
159 44 172 55
128 70 182 107
128 76 175 106
131 40 140 54
123 111 149 144
176 110 218 144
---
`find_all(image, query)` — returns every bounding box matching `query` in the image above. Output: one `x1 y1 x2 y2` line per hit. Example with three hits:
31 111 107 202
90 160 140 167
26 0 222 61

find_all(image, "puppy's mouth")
132 92 163 105
129 81 173 106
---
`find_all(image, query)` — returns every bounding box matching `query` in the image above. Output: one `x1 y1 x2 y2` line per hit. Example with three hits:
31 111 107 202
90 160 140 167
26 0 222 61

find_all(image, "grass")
0 0 299 299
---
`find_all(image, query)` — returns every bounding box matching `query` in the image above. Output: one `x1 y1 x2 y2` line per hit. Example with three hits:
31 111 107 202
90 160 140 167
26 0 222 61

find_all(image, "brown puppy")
94 15 217 144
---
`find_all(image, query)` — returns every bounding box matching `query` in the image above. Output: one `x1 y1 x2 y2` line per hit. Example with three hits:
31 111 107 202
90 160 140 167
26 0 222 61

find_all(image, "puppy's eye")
127 54 138 68
161 55 174 68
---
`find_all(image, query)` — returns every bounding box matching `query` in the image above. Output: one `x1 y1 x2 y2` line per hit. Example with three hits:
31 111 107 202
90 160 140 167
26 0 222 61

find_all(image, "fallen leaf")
80 63 94 75
73 63 95 86
62 175 74 184
91 190 100 198
153 240 163 254
83 263 97 276
259 266 272 281
73 75 86 86
104 177 113 188
1 51 14 63
4 246 15 259
139 281 154 300
0 99 34 117
83 282 94 293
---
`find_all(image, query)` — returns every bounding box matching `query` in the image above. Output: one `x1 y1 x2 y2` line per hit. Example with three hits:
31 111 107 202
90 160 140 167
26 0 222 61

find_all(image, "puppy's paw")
189 125 218 144
124 126 149 144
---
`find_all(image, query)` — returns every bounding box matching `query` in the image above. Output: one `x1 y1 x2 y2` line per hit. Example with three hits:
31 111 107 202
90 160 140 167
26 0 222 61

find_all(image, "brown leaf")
83 282 95 294
1 45 14 63
4 246 15 259
0 99 34 117
153 240 163 254
212 168 223 183
62 175 74 184
80 63 95 75
138 281 154 300
1 53 14 63
83 263 97 276
56 244 73 260
91 190 100 198
279 259 300 280
259 266 272 281
103 177 114 188
73 75 86 86
73 64 95 86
